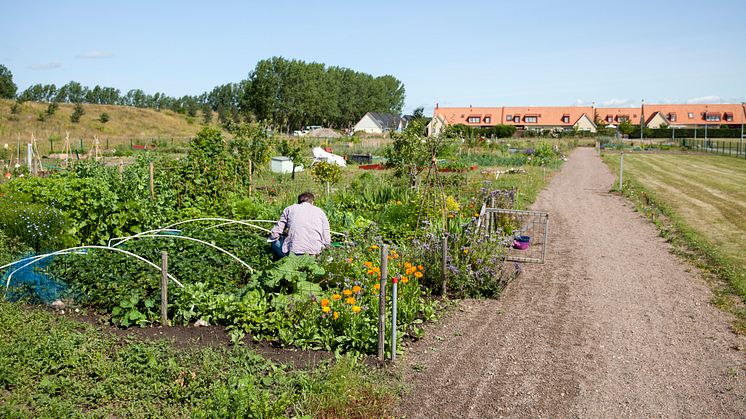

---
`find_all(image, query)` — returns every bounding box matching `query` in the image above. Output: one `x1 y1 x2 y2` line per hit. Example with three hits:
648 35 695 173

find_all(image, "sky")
2 0 745 115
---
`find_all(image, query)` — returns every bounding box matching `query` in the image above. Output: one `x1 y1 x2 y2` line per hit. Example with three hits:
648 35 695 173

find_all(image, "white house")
353 112 411 134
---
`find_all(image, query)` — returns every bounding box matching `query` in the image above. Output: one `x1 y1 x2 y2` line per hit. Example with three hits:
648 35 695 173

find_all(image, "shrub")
70 103 85 123
0 193 69 252
99 112 110 123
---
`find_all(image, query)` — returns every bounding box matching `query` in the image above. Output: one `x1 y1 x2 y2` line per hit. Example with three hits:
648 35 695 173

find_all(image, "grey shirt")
269 202 331 255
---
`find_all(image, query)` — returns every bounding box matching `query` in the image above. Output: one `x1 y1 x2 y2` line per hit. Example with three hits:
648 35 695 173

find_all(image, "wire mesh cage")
476 208 549 264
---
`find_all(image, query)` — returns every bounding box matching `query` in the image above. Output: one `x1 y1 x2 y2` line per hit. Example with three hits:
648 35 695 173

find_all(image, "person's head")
298 192 315 204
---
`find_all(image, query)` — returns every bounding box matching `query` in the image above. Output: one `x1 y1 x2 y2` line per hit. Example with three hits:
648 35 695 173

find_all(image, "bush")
99 112 110 123
0 193 69 252
70 103 85 123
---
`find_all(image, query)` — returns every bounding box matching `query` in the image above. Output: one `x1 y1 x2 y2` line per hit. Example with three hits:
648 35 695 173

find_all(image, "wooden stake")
160 251 169 326
248 159 253 194
377 244 388 361
149 161 155 200
441 236 448 296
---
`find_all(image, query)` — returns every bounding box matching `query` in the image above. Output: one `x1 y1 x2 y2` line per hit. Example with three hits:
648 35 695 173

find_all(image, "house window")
668 113 677 122
725 112 734 122
562 114 570 123
513 115 520 123
688 112 694 118
618 115 629 122
506 115 512 122
524 115 538 123
606 115 613 123
484 116 491 123
467 116 481 123
705 113 721 122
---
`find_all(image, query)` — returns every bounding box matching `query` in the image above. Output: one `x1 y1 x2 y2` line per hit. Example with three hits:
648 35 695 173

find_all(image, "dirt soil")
397 147 746 417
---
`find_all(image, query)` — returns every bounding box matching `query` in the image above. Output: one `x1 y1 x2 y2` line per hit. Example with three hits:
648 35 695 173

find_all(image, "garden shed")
270 157 304 174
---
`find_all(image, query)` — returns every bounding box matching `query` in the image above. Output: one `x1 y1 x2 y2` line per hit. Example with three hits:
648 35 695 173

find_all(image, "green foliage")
0 301 395 416
0 64 16 99
10 100 22 114
276 139 305 179
618 120 634 135
99 112 110 123
0 193 70 252
384 120 431 184
444 123 516 140
46 101 59 116
310 161 342 186
70 103 85 123
529 142 558 166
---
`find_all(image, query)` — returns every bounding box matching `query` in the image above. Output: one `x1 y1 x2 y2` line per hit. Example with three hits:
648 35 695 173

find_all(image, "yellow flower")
343 289 352 296
352 285 362 294
401 276 409 284
473 213 480 217
373 283 380 291
322 306 331 313
320 298 330 307
414 271 423 279
404 262 412 269
345 297 356 305
333 311 339 320
332 293 342 301
417 265 424 271
364 261 373 269
369 245 379 250
463 248 469 254
351 305 362 313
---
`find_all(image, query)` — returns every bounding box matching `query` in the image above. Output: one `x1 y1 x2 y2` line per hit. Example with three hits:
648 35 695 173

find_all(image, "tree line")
1 58 405 132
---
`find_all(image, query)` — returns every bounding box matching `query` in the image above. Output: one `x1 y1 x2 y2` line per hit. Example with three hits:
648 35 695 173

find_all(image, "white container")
270 156 304 174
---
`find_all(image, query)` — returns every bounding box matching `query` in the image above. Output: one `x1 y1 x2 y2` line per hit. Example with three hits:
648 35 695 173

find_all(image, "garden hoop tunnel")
2 245 182 298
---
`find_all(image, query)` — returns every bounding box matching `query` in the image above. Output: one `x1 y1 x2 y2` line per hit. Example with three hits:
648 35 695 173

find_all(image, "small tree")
71 103 85 123
99 112 110 123
618 120 634 136
0 64 17 99
277 139 305 180
10 100 22 114
311 161 342 194
46 102 59 116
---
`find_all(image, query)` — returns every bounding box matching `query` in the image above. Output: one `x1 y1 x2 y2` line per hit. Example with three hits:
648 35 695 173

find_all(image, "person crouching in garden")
268 192 331 258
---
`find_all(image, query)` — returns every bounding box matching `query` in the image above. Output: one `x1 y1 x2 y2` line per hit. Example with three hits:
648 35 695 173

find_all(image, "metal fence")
680 138 746 158
476 206 549 264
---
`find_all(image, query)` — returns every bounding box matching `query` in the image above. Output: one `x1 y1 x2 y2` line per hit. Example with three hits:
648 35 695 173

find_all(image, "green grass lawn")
603 152 746 326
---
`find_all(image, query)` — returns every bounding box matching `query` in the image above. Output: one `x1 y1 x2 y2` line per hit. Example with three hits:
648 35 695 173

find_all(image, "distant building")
353 112 413 134
427 103 746 136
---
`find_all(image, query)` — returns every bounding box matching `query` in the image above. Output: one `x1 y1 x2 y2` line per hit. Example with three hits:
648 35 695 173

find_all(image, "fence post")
619 151 624 191
391 276 398 362
160 251 169 326
377 244 388 361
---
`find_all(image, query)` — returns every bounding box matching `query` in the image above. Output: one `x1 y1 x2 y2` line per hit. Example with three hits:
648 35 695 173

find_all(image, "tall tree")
0 64 17 99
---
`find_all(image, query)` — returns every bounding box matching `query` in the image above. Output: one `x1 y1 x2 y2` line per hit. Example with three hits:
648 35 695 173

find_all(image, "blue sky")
2 0 745 115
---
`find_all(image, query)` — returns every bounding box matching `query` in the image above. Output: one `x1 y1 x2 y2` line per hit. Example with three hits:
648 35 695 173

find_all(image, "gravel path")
397 147 745 417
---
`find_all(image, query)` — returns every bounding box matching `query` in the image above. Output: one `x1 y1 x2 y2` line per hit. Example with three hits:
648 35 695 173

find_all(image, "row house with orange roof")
428 103 746 136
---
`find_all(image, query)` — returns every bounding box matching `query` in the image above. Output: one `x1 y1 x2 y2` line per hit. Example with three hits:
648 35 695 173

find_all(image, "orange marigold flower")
333 311 339 320
364 261 373 269
352 285 362 294
414 271 423 278
401 276 409 284
343 289 353 296
351 305 362 313
417 265 424 271
345 296 356 305
320 298 330 307
374 283 381 291
332 293 342 301
367 269 375 275
404 262 412 269
321 306 331 313
346 257 353 263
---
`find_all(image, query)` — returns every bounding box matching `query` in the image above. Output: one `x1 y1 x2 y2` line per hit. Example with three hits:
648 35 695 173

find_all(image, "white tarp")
312 147 346 167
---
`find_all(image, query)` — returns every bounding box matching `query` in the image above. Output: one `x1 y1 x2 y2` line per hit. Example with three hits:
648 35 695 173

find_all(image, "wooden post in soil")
149 161 155 201
160 251 169 326
441 235 448 296
248 159 253 194
377 244 388 361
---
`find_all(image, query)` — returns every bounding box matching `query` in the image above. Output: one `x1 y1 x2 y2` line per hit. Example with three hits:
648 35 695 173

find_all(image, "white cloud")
27 62 62 70
76 51 112 59
686 95 722 104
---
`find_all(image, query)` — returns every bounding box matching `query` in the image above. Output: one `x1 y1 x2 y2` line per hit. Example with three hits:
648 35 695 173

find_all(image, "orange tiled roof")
642 104 745 125
433 106 594 126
